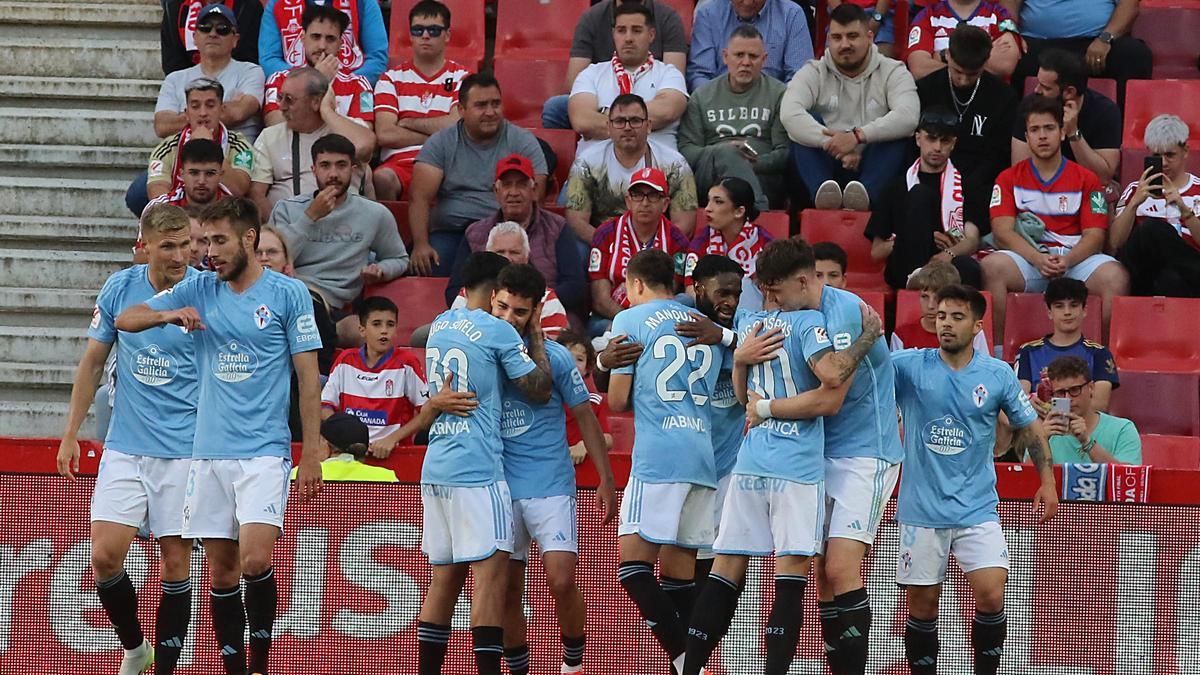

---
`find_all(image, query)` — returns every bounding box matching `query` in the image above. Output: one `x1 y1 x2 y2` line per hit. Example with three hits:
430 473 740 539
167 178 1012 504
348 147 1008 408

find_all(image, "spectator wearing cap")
916 25 1018 195
269 133 408 347
780 3 918 212
162 0 262 75
566 93 698 249
567 3 689 158
678 25 790 212
248 67 376 214
450 154 587 311
906 0 1021 80
260 0 388 85
541 0 688 131
1012 49 1121 185
262 4 375 129
407 73 548 277
144 138 233 211
686 0 813 91
1009 0 1152 88
130 78 255 215
1040 355 1140 465
154 3 264 142
865 106 987 289
293 412 399 482
372 0 470 202
1111 115 1200 298
588 167 691 335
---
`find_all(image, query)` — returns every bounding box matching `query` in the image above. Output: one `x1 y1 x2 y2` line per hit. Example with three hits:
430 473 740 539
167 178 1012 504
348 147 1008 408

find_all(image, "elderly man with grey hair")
1110 114 1200 297
248 66 376 217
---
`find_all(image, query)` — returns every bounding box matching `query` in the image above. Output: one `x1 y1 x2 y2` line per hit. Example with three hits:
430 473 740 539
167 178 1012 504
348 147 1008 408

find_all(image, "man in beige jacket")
781 3 918 212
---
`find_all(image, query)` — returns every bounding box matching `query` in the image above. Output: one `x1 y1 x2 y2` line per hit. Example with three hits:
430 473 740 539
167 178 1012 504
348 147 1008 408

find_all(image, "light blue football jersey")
145 269 321 459
501 339 591 500
710 355 743 479
612 299 723 488
90 265 199 459
818 285 903 463
733 309 831 484
421 307 537 487
892 348 1038 528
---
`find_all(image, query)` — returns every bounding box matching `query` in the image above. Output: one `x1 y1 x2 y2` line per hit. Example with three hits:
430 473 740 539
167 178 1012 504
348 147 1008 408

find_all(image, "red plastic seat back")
1109 371 1200 436
1140 434 1200 469
532 128 578 196
609 413 634 455
363 277 450 346
1132 6 1200 79
1109 296 1200 372
495 0 590 60
495 59 570 128
1122 80 1200 149
799 209 886 291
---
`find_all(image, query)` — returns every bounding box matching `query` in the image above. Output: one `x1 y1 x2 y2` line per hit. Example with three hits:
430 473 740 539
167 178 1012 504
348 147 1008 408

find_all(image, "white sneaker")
814 180 843 210
842 180 870 211
118 639 154 675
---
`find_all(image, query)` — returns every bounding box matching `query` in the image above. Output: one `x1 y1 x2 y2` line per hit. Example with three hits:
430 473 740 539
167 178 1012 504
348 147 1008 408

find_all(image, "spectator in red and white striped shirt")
371 0 470 201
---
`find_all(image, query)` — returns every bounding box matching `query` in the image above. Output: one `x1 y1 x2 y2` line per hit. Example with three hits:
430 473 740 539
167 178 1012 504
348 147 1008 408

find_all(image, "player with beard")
58 204 199 675
891 284 1057 675
117 198 325 675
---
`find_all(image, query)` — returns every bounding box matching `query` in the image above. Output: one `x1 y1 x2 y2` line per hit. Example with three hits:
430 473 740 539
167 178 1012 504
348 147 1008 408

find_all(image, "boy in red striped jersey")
320 296 430 458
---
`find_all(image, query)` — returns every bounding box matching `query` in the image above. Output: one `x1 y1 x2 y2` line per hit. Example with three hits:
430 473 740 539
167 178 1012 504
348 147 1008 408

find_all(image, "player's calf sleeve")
972 610 1007 675
764 575 807 675
905 616 939 675
660 576 696 625
243 568 277 675
617 561 686 659
97 570 144 650
503 644 529 675
834 587 872 674
210 585 247 675
417 621 451 675
818 600 846 675
683 573 740 675
155 578 192 675
471 625 504 675
561 633 585 669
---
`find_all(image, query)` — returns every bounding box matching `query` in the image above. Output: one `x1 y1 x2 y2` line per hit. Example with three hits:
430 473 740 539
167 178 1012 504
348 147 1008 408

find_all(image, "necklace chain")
949 71 981 121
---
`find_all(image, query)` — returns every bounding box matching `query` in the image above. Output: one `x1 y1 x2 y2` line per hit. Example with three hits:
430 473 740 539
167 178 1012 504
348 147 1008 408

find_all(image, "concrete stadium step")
0 362 76 390
0 248 128 290
0 176 135 219
0 106 157 148
0 144 147 172
0 214 137 250
0 326 88 365
0 37 160 80
0 401 91 440
0 287 97 326
0 76 159 105
0 2 160 27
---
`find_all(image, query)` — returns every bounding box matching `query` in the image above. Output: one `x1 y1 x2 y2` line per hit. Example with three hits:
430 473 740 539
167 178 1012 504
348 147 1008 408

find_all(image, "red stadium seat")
758 210 790 240
1132 6 1200 79
656 0 695 42
388 0 485 69
495 59 569 128
533 128 578 196
380 200 413 248
363 277 449 346
1109 296 1200 372
495 0 590 60
855 290 886 322
1023 77 1118 103
895 289 993 349
1109 371 1200 436
1139 435 1200 469
799 209 887 291
1122 80 1200 149
1002 292 1103 361
609 413 634 454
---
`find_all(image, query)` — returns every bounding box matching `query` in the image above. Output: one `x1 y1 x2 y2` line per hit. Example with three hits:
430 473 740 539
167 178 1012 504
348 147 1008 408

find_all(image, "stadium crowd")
50 0 1200 673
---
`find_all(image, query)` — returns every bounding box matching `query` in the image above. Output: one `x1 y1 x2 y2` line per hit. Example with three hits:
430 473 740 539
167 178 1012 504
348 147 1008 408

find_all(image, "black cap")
918 106 959 137
321 412 369 451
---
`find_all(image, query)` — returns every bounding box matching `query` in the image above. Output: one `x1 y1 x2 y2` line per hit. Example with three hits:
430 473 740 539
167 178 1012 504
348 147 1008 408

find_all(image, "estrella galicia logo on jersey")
130 344 178 386
923 415 972 456
972 384 989 407
500 399 533 438
711 378 738 409
214 340 259 382
254 304 272 329
295 313 320 342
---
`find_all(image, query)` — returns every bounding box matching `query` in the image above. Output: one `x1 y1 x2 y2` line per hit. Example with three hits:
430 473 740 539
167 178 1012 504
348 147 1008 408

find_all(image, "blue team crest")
254 304 272 330
972 383 988 407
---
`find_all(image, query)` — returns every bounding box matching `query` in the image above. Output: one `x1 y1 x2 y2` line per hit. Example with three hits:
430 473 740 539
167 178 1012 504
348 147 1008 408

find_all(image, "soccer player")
57 204 199 675
116 198 325 675
681 239 883 675
489 263 617 675
604 249 723 674
891 284 1058 675
416 251 554 675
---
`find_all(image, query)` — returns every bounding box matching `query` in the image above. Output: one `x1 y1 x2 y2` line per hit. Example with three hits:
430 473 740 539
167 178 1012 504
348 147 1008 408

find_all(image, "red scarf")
276 0 362 72
179 0 236 60
609 211 673 307
172 124 229 188
610 52 654 95
705 222 764 276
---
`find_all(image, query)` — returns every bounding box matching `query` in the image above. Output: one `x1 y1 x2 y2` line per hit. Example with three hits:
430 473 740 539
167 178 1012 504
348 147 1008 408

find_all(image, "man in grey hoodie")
270 133 410 346
780 3 919 212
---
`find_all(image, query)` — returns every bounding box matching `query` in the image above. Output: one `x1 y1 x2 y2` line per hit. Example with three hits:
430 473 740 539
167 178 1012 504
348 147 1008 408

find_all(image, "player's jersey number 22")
652 335 714 405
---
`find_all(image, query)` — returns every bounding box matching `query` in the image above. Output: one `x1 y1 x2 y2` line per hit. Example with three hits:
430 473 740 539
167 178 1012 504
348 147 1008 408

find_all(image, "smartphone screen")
1145 155 1165 196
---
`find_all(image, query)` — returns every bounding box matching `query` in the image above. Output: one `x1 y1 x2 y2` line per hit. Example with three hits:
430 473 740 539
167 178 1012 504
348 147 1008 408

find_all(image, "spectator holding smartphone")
1039 356 1141 465
1111 114 1200 298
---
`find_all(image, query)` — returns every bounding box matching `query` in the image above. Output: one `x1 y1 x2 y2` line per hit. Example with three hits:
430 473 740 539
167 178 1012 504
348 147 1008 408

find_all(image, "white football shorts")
618 477 716 549
91 448 190 538
822 457 900 547
896 520 1010 586
182 457 291 540
712 474 824 558
512 494 578 562
421 481 515 565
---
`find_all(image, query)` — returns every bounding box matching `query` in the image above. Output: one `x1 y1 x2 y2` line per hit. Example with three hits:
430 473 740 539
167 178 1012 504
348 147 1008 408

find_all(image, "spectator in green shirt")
1040 355 1142 465
294 412 399 482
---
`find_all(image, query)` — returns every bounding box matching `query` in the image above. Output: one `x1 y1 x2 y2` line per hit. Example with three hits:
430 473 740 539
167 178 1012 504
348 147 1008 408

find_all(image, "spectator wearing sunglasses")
162 0 262 76
371 0 470 202
1039 356 1140 465
154 4 265 142
260 0 388 85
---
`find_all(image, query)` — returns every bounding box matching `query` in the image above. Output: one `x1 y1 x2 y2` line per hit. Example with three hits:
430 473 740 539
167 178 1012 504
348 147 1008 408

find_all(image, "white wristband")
720 327 736 347
595 354 610 373
755 398 773 420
